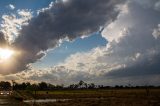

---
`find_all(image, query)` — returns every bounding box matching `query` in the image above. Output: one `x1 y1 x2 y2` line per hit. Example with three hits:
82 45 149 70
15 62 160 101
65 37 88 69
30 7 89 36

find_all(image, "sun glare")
0 48 14 60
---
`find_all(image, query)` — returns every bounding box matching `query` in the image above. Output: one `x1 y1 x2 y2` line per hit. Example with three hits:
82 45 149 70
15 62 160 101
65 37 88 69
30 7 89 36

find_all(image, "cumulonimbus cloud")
21 0 160 85
0 0 125 74
2 0 160 86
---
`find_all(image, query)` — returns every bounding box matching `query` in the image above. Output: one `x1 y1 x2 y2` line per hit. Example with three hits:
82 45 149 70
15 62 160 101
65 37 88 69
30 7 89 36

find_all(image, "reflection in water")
23 99 70 103
0 99 8 105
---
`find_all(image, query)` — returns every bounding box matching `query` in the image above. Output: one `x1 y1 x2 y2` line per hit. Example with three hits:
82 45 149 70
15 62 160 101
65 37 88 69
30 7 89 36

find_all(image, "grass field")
19 88 160 106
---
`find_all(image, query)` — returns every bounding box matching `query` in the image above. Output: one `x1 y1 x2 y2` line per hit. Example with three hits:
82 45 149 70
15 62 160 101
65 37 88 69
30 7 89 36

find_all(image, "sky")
0 0 160 86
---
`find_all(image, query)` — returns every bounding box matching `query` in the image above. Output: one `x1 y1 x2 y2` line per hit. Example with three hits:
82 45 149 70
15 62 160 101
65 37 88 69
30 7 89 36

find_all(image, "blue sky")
33 33 107 69
0 0 53 11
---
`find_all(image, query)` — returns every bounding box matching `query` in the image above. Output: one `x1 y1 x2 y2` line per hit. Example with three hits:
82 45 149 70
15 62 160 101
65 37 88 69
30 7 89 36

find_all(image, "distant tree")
56 84 64 89
30 83 38 96
31 84 38 90
84 83 88 88
12 80 16 90
21 82 27 90
78 80 85 88
115 85 120 88
26 82 31 87
38 82 48 90
88 83 95 89
48 84 55 90
0 81 11 90
98 85 104 88
74 84 79 89
69 84 75 89
104 86 111 89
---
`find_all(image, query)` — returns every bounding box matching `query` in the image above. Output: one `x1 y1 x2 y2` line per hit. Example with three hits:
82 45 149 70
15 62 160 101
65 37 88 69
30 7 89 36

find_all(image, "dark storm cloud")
103 0 160 80
106 54 160 77
0 0 125 74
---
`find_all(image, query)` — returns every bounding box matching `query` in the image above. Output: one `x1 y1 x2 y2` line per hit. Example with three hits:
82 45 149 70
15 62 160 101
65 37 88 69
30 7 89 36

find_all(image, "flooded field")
0 95 28 106
16 88 160 106
0 89 159 106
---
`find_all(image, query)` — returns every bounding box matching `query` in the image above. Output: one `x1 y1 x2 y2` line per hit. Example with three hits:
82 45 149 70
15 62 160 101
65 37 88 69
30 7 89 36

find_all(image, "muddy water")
0 97 25 106
23 99 70 103
0 98 8 105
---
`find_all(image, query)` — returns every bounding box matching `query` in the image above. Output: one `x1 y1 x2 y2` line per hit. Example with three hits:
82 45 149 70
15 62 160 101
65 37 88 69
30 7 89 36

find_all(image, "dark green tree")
0 81 11 90
38 82 48 90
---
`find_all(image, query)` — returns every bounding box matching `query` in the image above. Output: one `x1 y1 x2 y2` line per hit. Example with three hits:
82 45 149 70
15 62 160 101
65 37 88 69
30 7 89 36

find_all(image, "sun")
0 48 14 61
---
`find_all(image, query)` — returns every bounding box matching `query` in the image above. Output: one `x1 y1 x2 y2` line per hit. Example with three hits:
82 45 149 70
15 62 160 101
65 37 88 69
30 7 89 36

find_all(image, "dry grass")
28 88 160 106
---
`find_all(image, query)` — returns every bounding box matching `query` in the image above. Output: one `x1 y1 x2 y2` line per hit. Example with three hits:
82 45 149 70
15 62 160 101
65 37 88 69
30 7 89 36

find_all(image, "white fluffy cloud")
7 4 15 10
0 9 32 43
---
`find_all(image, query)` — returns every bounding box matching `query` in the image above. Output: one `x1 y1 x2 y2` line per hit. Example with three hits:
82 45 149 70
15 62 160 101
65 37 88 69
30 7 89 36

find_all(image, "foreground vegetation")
14 88 160 106
1 80 160 91
0 80 160 106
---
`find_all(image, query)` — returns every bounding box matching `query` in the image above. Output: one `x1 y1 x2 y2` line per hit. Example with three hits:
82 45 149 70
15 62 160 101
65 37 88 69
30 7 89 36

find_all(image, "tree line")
0 80 159 91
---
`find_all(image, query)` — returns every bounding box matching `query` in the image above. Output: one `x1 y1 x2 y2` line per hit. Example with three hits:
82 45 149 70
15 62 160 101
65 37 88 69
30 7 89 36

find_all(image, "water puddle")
0 99 11 105
23 99 70 103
